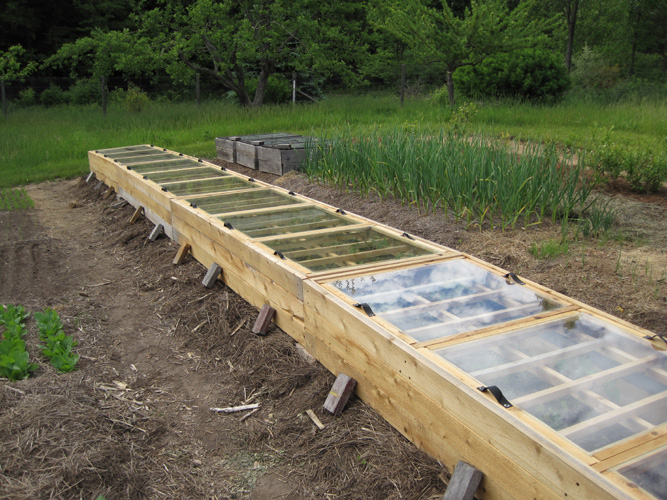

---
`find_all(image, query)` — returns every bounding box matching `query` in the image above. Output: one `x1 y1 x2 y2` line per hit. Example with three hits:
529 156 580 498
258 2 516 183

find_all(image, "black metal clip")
644 334 667 345
220 166 226 171
198 158 203 162
142 175 148 179
150 144 154 147
336 208 346 215
503 272 525 285
126 166 132 170
190 203 197 209
478 386 513 408
288 191 296 196
274 251 286 260
161 187 168 192
353 303 375 317
162 148 167 151
223 222 234 230
402 232 414 240
179 153 184 156
248 177 255 182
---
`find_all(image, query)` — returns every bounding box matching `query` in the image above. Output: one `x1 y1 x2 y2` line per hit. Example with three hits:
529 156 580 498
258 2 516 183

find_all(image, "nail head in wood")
173 243 191 265
148 223 164 242
442 461 483 500
251 304 276 335
202 263 222 288
129 205 144 224
323 373 356 416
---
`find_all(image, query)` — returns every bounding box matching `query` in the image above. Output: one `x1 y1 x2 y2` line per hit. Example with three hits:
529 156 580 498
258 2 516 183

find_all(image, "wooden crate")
257 144 307 175
88 144 667 500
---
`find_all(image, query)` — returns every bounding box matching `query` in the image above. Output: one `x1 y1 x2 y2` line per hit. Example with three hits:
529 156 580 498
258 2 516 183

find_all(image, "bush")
40 83 69 107
124 85 151 112
454 48 570 101
69 78 100 105
245 74 291 104
571 45 621 89
17 88 36 106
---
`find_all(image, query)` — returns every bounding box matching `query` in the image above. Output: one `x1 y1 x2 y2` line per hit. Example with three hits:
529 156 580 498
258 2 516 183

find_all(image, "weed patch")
0 188 33 211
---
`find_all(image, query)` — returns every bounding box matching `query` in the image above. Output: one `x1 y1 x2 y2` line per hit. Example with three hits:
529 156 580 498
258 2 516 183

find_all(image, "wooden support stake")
251 304 276 335
112 200 128 209
147 223 164 242
202 263 222 288
103 186 115 199
323 373 356 416
86 172 95 183
442 461 483 500
173 243 191 265
129 206 144 224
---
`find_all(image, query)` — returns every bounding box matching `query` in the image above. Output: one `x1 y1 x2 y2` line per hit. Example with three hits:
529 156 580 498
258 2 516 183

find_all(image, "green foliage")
245 75 291 105
40 83 70 107
454 49 570 101
0 304 37 381
302 129 608 231
18 88 36 106
0 45 37 85
35 308 79 373
571 45 621 90
124 86 151 113
591 128 667 192
0 188 34 211
69 78 100 105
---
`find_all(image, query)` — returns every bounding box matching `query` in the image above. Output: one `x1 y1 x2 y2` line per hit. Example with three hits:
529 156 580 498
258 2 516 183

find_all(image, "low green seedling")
35 308 79 373
0 304 37 381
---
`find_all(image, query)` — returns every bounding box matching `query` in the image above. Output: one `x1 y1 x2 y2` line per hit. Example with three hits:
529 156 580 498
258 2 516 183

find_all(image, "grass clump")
0 304 38 381
35 308 79 373
530 239 570 260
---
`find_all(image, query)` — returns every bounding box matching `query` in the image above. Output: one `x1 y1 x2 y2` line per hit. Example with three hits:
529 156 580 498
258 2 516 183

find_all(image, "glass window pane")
97 145 154 154
130 159 201 173
329 259 563 341
618 448 667 500
165 177 258 196
145 167 227 184
266 227 433 271
437 314 667 453
223 206 355 238
188 189 301 214
103 149 169 159
121 153 181 164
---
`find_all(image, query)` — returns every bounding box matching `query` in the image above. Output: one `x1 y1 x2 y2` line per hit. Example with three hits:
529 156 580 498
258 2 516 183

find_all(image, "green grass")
530 238 570 260
1 92 665 189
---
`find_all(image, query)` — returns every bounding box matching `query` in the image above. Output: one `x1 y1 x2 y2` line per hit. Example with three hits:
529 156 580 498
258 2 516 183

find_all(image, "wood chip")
306 409 325 430
210 403 260 414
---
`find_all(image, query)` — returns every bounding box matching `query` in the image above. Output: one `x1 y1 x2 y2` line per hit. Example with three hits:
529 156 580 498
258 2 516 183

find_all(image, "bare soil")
1 162 665 500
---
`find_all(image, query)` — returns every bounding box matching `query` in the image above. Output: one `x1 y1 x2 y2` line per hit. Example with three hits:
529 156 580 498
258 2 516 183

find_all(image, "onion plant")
303 130 612 232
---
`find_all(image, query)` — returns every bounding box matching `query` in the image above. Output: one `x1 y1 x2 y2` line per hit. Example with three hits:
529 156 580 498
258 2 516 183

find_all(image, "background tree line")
1 0 665 114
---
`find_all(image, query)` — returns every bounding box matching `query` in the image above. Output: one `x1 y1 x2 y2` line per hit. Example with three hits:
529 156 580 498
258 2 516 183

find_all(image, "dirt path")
0 179 444 500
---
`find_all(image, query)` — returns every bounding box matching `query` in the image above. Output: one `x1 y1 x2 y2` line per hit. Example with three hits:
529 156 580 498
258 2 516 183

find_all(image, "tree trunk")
252 63 273 107
565 0 580 72
446 71 455 107
400 63 406 107
195 73 201 107
100 75 107 116
629 1 642 76
1 78 6 118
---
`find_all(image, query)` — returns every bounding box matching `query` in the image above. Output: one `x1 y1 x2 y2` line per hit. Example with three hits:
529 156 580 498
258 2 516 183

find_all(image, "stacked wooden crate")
88 145 666 500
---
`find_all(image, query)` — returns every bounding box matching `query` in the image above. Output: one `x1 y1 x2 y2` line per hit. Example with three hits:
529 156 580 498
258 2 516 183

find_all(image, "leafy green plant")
0 304 37 381
530 238 569 260
125 85 151 113
0 187 33 211
34 308 79 373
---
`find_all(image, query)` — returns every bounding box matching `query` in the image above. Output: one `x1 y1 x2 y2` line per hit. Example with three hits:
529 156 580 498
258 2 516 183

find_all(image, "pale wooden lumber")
147 223 164 242
172 243 191 265
202 263 222 288
252 304 276 335
324 373 356 416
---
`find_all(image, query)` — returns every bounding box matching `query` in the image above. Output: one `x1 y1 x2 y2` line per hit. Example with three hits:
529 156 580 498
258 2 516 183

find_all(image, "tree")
140 0 362 107
45 29 159 115
560 0 581 72
0 45 36 117
372 0 554 105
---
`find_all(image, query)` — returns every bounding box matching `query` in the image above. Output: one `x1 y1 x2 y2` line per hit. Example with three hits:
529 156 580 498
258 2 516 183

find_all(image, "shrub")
17 88 36 106
454 48 570 101
40 83 69 107
124 85 151 112
571 45 621 89
69 78 100 105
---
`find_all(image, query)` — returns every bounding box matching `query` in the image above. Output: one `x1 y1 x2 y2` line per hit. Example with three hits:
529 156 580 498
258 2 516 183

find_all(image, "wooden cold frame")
89 145 666 500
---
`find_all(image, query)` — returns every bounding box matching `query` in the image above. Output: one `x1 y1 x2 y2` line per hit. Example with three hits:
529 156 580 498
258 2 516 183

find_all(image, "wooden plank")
202 262 222 288
235 141 258 169
129 205 144 224
147 223 164 241
593 425 667 463
443 461 484 500
172 243 191 265
592 433 667 472
252 304 276 335
323 373 357 415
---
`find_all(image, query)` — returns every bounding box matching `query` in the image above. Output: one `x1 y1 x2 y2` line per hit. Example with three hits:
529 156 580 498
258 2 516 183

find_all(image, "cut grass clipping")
0 188 34 211
302 130 615 233
0 304 37 381
35 308 79 373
